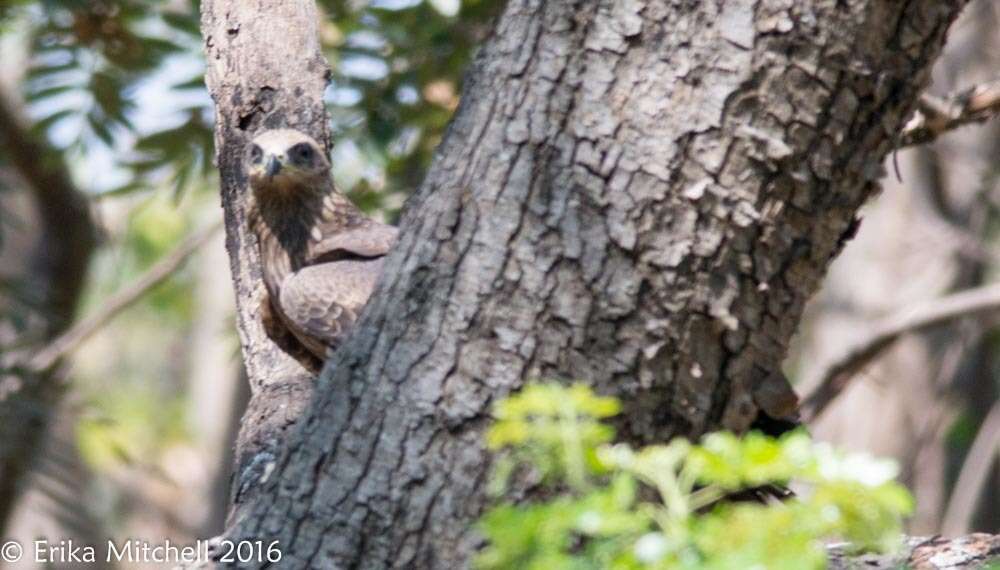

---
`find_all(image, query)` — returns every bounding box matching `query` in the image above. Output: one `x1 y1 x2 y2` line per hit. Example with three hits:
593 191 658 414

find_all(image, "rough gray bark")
0 89 96 533
200 0 331 514
828 534 1000 570
204 0 975 567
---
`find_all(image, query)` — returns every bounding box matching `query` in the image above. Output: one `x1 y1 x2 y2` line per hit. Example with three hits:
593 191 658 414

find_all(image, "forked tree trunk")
203 0 970 567
201 0 328 514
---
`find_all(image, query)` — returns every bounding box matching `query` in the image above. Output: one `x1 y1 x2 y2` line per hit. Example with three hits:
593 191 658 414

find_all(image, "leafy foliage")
7 0 500 204
478 383 914 570
315 0 502 214
13 0 209 196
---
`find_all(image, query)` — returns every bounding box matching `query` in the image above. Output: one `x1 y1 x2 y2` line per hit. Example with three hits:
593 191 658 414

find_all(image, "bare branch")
942 401 1000 536
801 282 1000 422
25 221 223 373
900 78 1000 147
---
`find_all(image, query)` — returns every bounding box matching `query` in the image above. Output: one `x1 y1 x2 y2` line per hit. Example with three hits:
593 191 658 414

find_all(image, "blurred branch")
942 401 1000 536
26 220 223 373
900 78 1000 147
0 88 96 331
0 86 96 534
927 214 1000 264
801 282 1000 422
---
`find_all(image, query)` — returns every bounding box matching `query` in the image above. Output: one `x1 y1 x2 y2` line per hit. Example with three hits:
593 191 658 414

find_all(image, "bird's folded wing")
309 222 398 262
278 258 385 357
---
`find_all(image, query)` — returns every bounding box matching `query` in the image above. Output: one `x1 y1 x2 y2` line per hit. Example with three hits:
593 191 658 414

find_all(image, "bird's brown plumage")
244 129 397 367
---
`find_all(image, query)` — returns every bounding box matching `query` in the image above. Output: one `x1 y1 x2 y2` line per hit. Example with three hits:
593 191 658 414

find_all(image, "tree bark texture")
200 0 331 513
208 0 971 567
828 534 1000 570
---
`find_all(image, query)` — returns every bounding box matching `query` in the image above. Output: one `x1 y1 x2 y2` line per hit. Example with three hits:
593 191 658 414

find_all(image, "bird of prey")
244 129 397 368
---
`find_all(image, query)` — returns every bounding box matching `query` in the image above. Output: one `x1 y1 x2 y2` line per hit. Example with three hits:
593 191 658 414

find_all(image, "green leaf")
26 60 78 81
161 11 201 36
92 181 151 200
172 75 207 91
694 504 827 570
25 83 78 101
476 383 914 570
87 113 115 146
31 108 76 136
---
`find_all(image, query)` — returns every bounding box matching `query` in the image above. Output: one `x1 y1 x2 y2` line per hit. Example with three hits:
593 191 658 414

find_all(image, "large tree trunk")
203 0 971 567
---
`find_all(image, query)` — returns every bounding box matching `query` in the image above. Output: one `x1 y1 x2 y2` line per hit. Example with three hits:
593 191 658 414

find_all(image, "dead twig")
24 220 224 373
800 282 1000 422
900 79 1000 147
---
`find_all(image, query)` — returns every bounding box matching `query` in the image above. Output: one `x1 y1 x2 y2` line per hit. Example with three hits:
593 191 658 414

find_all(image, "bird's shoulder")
308 214 398 263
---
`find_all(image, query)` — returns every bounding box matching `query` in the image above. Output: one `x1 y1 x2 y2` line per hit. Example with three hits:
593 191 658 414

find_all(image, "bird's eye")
249 144 263 164
290 143 314 165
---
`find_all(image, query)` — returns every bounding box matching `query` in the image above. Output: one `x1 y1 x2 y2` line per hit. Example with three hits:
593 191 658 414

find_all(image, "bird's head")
246 129 330 198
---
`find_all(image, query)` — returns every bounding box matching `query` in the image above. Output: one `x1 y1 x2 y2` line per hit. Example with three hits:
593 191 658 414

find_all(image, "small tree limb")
900 78 1000 147
801 282 1000 422
24 220 223 374
941 400 1000 536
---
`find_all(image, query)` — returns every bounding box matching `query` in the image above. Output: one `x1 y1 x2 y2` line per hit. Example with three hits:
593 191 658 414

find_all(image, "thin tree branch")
941 400 1000 536
801 282 1000 422
900 78 1000 147
23 220 223 373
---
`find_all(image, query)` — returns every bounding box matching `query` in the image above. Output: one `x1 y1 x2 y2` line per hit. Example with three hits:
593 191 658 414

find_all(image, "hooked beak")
264 155 282 177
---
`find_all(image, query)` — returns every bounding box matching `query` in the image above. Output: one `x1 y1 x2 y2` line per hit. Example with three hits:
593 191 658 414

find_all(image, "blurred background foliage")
4 0 499 205
0 0 502 559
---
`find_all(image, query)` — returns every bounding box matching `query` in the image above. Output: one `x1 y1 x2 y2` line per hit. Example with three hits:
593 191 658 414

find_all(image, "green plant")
478 383 914 570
